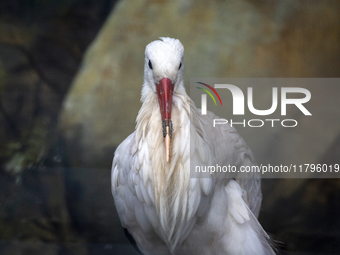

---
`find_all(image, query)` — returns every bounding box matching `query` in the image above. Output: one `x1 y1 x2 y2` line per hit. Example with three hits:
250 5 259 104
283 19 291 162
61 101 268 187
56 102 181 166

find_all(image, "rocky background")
1 0 340 254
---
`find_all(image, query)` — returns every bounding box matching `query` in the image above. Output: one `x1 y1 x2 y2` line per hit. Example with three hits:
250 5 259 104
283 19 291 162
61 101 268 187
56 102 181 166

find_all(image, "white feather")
111 37 275 255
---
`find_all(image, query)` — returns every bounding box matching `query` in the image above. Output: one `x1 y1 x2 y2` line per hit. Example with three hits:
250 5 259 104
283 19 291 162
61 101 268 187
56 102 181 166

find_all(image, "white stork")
112 37 275 255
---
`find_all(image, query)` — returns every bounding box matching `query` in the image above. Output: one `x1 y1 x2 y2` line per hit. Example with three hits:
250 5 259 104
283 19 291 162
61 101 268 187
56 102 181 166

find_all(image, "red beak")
156 78 174 162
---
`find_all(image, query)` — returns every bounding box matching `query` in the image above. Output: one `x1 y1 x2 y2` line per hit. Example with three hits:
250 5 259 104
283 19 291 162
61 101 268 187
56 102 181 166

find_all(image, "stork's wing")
223 179 275 254
200 110 262 217
112 133 174 254
112 133 165 249
112 132 151 229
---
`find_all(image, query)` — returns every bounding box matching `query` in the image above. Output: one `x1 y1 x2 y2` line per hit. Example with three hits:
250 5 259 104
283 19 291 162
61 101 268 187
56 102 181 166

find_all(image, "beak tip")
165 133 171 162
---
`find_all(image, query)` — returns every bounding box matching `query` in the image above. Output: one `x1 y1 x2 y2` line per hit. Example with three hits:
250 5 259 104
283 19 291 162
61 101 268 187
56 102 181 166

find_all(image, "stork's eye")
148 60 153 70
179 62 182 70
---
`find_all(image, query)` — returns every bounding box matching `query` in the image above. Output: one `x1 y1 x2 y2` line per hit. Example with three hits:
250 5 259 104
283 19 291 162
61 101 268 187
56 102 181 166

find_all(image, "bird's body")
112 38 275 255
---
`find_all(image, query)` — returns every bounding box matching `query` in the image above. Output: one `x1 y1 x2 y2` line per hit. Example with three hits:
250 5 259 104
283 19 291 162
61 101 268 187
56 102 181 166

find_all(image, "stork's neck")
135 89 198 249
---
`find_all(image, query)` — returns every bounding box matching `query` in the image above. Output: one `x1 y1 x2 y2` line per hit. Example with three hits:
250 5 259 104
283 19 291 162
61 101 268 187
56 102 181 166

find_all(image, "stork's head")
143 37 184 162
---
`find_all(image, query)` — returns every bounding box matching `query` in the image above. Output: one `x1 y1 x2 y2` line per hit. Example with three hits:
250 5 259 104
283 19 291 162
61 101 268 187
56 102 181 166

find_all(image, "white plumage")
112 37 275 255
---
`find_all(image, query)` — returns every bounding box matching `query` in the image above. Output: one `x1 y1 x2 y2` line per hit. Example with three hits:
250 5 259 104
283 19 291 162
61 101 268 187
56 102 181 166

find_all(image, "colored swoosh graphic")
196 82 223 106
196 87 217 106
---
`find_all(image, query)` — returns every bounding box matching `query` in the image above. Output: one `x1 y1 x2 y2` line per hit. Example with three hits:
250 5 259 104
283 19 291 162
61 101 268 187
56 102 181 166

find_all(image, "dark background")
1 0 340 254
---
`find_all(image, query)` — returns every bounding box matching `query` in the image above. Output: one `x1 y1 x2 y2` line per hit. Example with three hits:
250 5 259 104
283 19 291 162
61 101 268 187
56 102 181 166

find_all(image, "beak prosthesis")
156 78 174 162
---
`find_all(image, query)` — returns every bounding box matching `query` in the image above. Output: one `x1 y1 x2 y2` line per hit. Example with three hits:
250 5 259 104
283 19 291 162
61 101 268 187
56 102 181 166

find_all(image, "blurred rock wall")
0 0 340 254
0 1 119 254
60 0 340 168
58 0 340 254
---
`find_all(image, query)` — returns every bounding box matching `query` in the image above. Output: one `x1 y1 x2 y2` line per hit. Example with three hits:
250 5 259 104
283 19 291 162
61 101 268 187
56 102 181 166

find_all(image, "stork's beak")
156 78 174 162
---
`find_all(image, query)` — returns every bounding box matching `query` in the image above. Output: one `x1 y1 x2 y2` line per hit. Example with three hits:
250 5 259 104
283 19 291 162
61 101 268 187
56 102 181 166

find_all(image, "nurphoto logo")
196 82 312 128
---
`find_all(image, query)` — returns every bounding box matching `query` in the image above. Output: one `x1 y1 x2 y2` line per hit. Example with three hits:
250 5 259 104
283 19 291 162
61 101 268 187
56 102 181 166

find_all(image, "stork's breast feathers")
111 99 218 251
111 94 267 253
